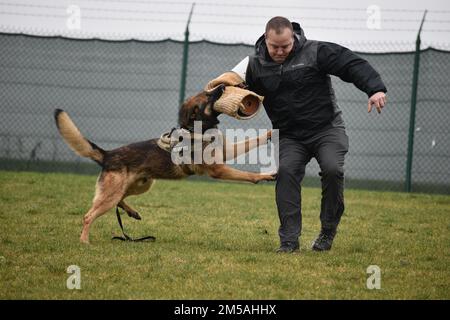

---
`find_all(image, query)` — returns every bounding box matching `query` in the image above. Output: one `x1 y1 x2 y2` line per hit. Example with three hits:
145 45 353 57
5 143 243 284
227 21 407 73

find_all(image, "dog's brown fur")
54 87 275 244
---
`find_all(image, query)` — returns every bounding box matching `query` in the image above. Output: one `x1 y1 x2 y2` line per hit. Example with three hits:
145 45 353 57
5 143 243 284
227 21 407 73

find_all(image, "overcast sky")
1 0 449 51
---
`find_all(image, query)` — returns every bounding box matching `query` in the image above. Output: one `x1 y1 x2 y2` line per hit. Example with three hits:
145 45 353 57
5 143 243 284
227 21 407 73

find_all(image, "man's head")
264 16 294 64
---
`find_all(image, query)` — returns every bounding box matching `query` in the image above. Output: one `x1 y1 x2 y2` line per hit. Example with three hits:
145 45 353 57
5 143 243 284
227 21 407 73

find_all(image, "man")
206 16 387 253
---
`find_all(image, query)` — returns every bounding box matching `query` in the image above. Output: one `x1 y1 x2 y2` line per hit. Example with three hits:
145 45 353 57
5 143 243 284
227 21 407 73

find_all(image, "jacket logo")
291 63 305 68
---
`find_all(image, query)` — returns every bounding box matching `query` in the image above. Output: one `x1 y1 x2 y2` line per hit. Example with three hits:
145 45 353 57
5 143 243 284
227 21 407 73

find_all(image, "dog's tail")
54 109 105 166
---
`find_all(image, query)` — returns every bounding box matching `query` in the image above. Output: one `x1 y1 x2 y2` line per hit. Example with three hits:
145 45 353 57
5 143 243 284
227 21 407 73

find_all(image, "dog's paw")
80 238 90 245
266 171 278 181
255 172 277 183
127 210 142 220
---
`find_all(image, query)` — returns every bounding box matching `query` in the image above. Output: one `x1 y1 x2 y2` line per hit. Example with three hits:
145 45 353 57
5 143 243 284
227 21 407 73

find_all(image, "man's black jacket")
245 22 387 138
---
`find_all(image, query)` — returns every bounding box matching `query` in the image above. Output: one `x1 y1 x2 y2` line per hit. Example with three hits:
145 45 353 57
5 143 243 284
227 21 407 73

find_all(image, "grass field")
0 170 449 299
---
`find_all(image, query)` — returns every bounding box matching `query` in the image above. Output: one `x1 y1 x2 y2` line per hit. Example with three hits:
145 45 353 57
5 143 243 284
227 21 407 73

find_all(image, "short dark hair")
265 16 293 35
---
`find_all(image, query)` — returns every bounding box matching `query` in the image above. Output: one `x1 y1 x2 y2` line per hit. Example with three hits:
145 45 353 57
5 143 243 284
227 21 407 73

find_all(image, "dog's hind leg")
80 171 126 244
118 178 154 220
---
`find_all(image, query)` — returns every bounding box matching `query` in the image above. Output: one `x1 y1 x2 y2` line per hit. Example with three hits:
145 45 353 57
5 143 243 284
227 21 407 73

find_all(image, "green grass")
0 170 449 299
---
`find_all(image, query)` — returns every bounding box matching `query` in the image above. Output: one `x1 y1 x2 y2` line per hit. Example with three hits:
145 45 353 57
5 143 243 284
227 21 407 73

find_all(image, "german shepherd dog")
54 85 275 244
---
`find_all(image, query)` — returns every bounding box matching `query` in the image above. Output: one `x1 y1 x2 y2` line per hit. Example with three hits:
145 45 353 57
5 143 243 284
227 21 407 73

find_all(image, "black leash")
112 207 156 242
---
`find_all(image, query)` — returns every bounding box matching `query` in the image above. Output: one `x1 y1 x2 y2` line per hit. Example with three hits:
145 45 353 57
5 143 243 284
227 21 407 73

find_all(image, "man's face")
265 28 294 64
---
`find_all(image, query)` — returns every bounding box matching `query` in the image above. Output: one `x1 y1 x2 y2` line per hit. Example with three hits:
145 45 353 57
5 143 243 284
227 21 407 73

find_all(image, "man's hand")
368 92 387 114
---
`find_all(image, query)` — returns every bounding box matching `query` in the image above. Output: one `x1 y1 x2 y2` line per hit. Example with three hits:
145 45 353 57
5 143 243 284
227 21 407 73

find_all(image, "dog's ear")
204 84 225 116
206 84 226 101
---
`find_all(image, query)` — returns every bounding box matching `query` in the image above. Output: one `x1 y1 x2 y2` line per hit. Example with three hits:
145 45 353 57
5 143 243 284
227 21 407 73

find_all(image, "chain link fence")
0 32 449 194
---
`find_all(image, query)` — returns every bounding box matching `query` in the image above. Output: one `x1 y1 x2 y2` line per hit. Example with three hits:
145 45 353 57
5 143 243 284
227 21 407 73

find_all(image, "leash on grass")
112 207 156 242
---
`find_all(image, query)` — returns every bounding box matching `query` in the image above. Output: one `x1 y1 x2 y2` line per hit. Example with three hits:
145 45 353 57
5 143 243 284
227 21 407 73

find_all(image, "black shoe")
276 242 299 253
312 228 336 251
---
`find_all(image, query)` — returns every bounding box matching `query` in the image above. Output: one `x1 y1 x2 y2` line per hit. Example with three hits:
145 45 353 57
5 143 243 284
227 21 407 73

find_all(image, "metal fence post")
179 3 195 107
405 10 427 192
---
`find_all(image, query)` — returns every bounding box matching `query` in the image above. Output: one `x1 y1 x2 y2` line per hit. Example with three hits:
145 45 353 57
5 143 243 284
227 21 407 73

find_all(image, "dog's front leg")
206 164 275 184
222 130 271 161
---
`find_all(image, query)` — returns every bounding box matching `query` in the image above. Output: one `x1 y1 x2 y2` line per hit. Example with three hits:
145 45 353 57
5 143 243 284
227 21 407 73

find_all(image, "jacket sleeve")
231 56 249 81
317 42 387 97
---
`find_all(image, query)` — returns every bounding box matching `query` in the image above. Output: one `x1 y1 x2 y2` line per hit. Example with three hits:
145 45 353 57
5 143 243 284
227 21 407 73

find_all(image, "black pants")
275 127 349 246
